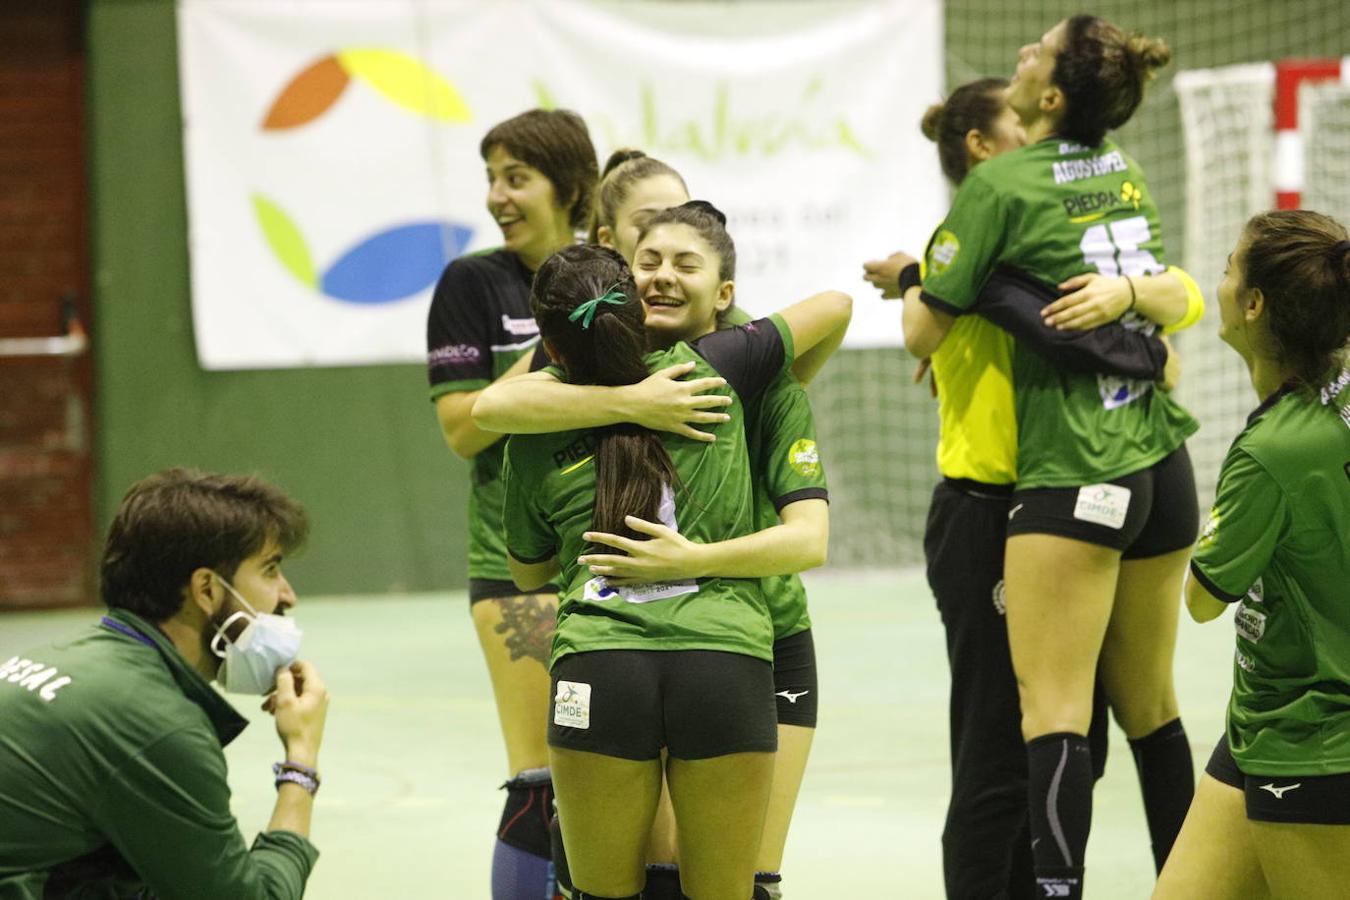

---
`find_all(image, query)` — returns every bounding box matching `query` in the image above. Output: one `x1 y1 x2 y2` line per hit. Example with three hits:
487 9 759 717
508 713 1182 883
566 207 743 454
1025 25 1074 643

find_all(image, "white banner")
178 0 945 369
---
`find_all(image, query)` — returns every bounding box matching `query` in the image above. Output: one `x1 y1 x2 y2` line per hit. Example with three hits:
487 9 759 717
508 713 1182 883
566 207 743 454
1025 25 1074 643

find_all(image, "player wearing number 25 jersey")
921 135 1197 488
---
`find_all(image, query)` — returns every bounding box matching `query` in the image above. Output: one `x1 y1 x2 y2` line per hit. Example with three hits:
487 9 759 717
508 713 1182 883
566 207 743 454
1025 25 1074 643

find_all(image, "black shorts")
548 650 777 761
772 629 818 728
1205 735 1350 825
1006 444 1198 556
469 578 558 605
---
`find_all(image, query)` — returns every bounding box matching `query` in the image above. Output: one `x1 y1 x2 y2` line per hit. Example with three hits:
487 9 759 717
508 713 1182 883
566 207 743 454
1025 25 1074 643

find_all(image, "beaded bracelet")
273 761 321 795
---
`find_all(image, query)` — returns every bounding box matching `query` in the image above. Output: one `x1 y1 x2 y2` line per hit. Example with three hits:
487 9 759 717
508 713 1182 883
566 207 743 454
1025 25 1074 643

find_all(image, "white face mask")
209 573 302 695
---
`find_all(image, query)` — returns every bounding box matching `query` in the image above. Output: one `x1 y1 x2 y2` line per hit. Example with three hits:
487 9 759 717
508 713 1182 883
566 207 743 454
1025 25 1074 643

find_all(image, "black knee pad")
497 766 552 859
573 893 640 900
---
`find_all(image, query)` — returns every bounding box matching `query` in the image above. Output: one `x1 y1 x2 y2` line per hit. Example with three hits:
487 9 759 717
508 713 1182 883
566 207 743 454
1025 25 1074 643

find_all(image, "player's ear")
1244 286 1266 324
715 280 735 313
966 128 994 163
1041 84 1065 119
596 224 614 249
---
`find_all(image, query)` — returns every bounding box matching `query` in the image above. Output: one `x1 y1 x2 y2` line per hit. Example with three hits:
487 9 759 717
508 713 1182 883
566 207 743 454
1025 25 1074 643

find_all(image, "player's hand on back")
1043 272 1132 329
578 515 702 584
626 361 732 443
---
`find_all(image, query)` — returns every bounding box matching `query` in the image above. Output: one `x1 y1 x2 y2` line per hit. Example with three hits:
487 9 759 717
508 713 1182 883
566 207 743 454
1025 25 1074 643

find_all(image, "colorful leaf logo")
251 193 472 304
261 49 471 130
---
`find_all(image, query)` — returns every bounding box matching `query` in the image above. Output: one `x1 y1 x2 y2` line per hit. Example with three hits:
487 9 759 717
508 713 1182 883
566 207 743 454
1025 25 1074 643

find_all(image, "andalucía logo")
254 49 475 304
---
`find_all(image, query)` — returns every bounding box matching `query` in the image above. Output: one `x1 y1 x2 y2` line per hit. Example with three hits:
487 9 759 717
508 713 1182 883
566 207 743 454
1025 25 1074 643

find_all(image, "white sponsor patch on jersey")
1073 483 1132 530
1235 604 1267 643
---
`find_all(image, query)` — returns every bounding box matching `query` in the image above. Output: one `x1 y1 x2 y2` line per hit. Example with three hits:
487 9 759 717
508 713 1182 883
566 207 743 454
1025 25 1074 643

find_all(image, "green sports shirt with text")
1190 372 1350 776
921 138 1197 488
503 316 794 668
746 370 827 640
0 609 318 899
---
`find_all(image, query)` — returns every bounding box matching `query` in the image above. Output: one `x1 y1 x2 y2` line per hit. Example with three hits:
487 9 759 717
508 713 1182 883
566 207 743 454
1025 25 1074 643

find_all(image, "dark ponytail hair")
530 244 682 544
920 77 1010 186
587 148 689 243
1241 210 1350 387
1051 15 1170 147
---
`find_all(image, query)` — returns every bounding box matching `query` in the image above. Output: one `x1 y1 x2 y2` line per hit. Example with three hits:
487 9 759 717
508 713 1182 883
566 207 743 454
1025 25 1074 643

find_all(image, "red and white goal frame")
1273 57 1350 209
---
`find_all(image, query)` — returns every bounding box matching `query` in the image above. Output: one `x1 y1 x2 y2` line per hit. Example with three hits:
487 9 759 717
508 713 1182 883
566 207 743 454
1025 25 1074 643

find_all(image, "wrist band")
1125 274 1137 312
898 262 922 296
273 761 320 795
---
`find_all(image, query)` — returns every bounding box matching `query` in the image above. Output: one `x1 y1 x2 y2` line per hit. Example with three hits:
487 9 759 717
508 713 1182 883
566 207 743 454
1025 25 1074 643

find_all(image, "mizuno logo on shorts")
1258 782 1301 799
775 689 810 704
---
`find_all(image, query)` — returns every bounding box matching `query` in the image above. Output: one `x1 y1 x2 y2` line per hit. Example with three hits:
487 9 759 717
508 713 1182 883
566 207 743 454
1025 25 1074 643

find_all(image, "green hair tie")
568 283 628 329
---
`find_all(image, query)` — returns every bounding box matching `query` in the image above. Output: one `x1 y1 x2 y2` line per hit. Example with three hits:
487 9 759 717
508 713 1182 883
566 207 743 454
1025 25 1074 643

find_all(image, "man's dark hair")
100 469 309 620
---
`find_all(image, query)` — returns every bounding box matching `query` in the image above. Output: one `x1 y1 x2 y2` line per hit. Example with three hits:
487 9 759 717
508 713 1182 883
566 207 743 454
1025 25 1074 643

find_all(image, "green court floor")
1 569 1235 898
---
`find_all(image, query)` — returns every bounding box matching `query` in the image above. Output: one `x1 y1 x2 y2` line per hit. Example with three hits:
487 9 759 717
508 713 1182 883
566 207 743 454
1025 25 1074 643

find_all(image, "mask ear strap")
211 571 260 616
210 610 253 659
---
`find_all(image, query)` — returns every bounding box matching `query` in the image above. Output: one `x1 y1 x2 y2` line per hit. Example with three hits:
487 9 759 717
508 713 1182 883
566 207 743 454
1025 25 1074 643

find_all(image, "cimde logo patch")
1073 483 1131 530
553 681 591 729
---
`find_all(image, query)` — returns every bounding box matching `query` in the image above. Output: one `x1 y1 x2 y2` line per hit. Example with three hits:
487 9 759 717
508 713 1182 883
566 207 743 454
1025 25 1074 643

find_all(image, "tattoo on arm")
492 593 557 666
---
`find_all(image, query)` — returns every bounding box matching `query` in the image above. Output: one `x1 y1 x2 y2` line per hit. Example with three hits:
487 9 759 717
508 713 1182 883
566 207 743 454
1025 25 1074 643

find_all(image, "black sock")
1128 718 1194 872
1027 732 1092 900
642 864 684 900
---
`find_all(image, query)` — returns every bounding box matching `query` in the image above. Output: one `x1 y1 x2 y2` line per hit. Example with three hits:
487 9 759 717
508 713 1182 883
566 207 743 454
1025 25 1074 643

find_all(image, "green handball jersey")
921 138 1197 488
746 370 828 640
1191 372 1350 776
503 315 794 668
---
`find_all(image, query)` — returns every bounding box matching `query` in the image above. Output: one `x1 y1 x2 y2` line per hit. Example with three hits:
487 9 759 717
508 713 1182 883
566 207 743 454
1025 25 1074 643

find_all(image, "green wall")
88 0 468 594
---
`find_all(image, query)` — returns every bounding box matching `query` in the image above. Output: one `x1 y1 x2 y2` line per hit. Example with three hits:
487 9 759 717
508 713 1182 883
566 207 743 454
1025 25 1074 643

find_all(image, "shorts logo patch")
927 229 960 275
553 680 591 729
992 578 1007 616
1257 782 1301 799
787 439 820 476
1235 604 1266 643
1246 577 1264 604
1072 483 1131 530
1235 648 1255 672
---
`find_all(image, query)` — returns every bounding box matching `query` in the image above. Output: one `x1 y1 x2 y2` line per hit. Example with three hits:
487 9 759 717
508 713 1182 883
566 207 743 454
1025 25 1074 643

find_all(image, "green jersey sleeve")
759 376 828 509
503 441 557 564
921 172 1011 316
1191 449 1287 602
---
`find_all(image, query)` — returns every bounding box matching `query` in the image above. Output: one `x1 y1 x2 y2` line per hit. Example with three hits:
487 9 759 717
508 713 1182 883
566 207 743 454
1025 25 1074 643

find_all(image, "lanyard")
100 616 157 649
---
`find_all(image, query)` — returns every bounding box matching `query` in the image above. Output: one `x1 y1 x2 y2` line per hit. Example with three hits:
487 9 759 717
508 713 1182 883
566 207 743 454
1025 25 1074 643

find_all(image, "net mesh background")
815 1 1350 567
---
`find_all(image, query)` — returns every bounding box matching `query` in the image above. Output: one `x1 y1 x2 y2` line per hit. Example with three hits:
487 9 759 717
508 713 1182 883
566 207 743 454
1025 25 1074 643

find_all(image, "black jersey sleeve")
427 258 496 390
973 267 1167 380
689 316 788 404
